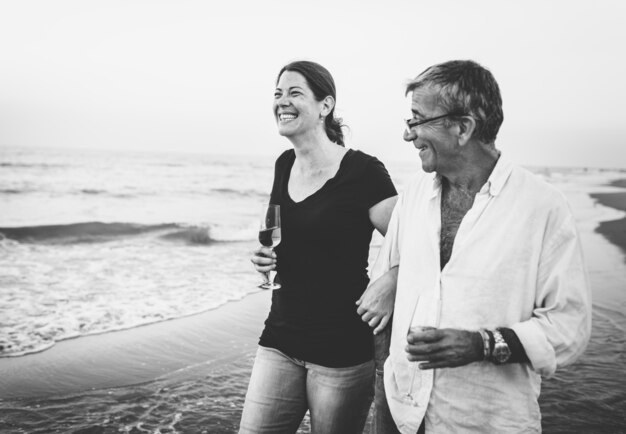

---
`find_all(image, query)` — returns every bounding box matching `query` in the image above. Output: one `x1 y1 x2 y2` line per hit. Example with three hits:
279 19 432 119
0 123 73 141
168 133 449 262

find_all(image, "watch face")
494 344 511 363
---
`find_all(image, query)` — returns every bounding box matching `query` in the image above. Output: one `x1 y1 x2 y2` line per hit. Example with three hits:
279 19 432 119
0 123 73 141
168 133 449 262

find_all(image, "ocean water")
0 146 416 359
0 147 281 357
1 146 625 433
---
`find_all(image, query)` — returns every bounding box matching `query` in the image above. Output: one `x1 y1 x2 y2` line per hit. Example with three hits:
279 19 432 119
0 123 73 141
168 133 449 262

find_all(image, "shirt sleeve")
370 192 402 281
510 205 592 377
363 157 397 208
269 150 292 203
498 328 530 363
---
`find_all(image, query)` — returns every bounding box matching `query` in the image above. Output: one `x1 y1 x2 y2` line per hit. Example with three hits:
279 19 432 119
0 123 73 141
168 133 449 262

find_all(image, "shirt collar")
429 151 513 198
430 172 441 199
484 152 513 197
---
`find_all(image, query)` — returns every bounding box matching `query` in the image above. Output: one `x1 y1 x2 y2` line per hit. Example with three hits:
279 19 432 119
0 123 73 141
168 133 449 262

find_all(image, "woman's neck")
290 132 345 173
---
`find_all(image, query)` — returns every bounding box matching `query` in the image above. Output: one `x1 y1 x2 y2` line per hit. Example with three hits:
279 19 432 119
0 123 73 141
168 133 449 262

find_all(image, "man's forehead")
409 86 439 113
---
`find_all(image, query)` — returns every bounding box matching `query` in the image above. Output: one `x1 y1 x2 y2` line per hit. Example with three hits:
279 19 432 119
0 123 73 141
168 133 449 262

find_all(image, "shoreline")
0 174 625 433
0 289 272 400
1 176 624 410
589 179 626 256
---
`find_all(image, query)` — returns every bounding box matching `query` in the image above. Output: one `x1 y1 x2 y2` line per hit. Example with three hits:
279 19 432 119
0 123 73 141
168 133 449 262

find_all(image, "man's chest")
440 187 476 267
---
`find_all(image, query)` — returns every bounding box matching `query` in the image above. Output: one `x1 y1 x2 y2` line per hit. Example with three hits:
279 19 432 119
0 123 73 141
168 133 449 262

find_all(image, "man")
357 60 591 433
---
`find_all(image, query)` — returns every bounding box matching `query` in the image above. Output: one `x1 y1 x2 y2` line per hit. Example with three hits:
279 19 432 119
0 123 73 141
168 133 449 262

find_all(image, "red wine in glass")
258 204 281 290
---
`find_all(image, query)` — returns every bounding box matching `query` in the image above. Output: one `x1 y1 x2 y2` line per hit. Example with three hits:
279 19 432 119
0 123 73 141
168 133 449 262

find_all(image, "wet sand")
590 180 626 256
0 290 272 400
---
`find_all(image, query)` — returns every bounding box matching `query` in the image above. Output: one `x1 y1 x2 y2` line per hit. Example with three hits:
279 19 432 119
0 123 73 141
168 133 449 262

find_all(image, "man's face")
404 87 459 175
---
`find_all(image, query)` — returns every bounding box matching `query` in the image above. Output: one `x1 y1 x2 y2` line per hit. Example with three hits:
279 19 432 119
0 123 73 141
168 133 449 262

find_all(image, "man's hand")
406 328 483 369
356 267 398 335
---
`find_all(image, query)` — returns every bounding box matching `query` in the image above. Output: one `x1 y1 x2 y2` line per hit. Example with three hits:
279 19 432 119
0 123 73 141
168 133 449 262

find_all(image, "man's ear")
456 116 476 146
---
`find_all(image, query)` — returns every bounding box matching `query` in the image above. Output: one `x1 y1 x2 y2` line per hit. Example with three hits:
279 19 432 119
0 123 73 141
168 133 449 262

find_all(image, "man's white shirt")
371 156 591 433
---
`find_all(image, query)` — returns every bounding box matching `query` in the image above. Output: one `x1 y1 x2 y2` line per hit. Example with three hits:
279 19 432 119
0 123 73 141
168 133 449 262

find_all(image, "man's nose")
403 127 416 142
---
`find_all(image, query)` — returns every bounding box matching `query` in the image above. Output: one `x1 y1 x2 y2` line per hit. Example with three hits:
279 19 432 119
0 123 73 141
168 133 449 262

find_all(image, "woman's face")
273 71 324 139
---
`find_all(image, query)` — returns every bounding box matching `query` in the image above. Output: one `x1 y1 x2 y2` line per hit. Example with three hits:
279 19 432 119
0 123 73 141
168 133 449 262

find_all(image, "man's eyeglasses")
405 112 465 130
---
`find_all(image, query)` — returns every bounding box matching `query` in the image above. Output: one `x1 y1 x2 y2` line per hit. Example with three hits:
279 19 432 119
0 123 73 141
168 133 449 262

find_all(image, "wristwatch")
491 329 511 364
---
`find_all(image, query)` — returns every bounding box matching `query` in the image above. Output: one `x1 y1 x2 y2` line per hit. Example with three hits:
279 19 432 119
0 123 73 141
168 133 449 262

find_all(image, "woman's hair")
277 60 345 147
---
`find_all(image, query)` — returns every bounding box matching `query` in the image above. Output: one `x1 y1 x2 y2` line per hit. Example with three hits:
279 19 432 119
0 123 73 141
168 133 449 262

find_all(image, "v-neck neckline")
284 149 352 204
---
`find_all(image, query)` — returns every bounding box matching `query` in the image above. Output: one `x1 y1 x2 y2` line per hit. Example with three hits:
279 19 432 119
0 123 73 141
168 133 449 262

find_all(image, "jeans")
239 346 374 434
372 325 402 434
372 326 425 434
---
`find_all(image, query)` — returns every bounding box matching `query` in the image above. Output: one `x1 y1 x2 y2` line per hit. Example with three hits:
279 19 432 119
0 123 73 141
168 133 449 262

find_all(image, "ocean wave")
0 292 254 358
71 187 261 198
0 186 144 197
0 188 33 194
158 226 217 245
0 162 67 168
79 188 108 195
71 188 151 197
0 222 219 245
211 187 266 197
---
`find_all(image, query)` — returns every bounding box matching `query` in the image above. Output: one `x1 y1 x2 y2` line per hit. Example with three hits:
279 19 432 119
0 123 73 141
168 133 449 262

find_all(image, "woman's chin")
277 126 296 138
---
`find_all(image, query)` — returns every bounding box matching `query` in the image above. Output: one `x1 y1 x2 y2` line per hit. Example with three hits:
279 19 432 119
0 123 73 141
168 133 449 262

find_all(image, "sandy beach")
590 182 626 257
0 290 275 433
1 175 626 433
0 289 272 400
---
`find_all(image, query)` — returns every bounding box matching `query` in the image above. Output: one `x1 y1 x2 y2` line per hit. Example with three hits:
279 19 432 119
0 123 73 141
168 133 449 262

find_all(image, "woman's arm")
368 195 398 235
356 266 398 334
357 195 400 334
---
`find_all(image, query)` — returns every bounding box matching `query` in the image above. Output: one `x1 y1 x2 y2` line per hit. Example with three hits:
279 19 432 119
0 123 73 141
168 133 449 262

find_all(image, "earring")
319 113 325 122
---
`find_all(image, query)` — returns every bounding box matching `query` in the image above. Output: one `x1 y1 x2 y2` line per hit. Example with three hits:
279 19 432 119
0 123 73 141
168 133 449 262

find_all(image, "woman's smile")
278 112 298 123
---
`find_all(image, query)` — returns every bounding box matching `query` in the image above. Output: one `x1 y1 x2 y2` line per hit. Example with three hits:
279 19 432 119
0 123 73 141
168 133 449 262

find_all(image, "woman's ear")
320 95 335 117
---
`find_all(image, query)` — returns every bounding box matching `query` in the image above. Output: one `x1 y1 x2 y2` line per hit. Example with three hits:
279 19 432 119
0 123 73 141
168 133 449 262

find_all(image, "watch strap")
478 329 490 360
491 328 511 364
493 328 506 345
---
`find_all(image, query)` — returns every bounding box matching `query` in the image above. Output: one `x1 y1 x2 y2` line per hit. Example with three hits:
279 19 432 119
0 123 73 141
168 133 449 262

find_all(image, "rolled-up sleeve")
370 193 403 281
511 208 592 377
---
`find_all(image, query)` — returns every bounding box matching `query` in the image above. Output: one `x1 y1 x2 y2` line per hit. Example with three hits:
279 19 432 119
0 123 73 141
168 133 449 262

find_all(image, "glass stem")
267 248 275 284
406 365 417 398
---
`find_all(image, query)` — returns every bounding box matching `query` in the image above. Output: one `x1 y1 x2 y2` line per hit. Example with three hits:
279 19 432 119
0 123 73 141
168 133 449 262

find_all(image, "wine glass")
405 325 435 402
258 204 281 290
404 295 439 403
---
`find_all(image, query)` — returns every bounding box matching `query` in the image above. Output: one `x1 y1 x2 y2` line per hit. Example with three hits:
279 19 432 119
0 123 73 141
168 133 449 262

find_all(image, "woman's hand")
250 246 277 274
356 266 398 335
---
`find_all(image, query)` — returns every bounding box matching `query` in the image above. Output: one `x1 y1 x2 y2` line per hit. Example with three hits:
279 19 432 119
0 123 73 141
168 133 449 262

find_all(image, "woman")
239 60 397 434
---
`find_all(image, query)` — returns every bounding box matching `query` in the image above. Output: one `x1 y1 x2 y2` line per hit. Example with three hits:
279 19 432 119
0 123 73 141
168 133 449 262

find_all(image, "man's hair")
406 60 503 144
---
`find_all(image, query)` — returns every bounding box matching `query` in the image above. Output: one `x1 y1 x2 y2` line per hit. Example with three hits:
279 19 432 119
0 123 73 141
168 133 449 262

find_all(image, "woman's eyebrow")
275 86 304 92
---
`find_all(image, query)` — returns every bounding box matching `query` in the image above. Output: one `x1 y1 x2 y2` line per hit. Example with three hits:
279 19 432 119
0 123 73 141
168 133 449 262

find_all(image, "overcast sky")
1 0 624 168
